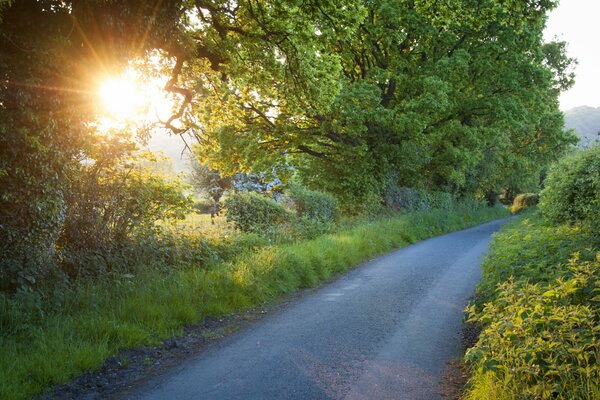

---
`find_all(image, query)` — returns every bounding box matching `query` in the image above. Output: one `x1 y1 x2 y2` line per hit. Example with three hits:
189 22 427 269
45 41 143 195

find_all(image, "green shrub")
384 185 458 212
288 184 338 221
421 190 455 210
456 195 488 211
466 214 599 400
510 193 539 214
58 152 192 278
467 256 599 400
539 146 600 231
224 192 292 233
0 138 193 290
384 186 427 211
473 214 595 306
354 189 385 216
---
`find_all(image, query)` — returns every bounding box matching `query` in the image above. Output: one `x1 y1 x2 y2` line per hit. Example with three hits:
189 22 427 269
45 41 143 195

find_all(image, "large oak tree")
195 0 576 206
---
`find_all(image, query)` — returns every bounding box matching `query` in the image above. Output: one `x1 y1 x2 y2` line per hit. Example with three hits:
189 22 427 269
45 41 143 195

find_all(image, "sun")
99 76 144 120
96 70 176 130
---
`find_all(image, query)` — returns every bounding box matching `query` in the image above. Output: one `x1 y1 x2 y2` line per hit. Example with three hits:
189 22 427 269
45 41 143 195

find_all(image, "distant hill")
564 106 600 148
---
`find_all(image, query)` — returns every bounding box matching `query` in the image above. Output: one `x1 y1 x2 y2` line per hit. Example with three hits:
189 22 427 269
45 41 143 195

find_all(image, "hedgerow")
223 192 292 233
287 183 338 222
465 214 599 400
465 147 600 399
539 145 600 232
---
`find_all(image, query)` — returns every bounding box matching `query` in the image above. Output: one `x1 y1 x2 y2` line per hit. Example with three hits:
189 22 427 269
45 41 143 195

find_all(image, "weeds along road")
127 219 505 400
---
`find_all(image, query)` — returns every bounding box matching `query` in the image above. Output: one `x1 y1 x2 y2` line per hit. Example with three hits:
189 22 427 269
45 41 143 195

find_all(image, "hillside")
564 106 600 147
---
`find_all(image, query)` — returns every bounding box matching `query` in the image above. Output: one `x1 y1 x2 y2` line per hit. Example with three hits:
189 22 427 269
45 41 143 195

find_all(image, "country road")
127 219 505 400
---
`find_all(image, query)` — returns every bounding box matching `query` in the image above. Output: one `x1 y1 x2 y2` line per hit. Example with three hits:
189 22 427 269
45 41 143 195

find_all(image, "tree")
189 157 232 220
193 0 576 207
0 0 185 290
0 0 578 288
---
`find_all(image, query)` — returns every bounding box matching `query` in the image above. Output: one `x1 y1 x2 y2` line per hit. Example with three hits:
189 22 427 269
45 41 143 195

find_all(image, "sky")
544 0 600 110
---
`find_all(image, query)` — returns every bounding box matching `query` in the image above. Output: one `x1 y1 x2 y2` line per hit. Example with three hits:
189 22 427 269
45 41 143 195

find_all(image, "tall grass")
0 206 507 399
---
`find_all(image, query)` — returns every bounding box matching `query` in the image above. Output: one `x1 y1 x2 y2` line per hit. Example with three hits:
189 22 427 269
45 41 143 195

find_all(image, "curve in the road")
127 219 505 400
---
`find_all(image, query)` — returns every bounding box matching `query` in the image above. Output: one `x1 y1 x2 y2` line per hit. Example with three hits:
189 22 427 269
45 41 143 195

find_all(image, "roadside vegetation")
510 193 539 215
465 146 599 400
0 194 506 400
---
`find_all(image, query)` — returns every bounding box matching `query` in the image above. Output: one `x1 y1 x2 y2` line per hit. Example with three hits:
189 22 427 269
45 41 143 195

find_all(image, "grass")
0 205 507 400
165 213 234 236
464 211 599 400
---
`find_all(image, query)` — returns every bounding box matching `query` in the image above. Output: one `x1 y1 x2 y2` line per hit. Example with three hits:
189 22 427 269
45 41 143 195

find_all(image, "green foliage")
473 214 596 307
188 155 232 211
224 192 292 233
468 153 599 398
384 186 427 211
57 138 192 278
466 213 599 400
539 146 600 232
0 0 576 290
0 1 81 292
384 184 457 212
288 184 338 222
467 259 599 399
0 0 185 292
421 191 455 211
510 193 540 214
291 217 336 240
197 0 575 206
0 206 507 400
456 195 489 212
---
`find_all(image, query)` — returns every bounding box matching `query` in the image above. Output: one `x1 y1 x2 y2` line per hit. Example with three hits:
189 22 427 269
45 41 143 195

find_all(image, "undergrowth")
465 212 599 400
0 206 506 399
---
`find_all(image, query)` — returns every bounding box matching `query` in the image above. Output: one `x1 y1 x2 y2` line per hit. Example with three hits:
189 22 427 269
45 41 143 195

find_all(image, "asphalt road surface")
128 219 505 400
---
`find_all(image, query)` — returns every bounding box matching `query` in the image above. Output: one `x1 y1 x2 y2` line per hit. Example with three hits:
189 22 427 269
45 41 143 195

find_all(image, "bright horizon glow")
544 0 600 111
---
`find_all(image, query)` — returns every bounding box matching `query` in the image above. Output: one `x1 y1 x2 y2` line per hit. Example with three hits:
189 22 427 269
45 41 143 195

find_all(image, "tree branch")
161 55 192 134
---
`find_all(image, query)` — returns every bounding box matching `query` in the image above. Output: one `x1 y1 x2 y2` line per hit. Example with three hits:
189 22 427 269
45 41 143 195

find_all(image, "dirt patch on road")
439 321 481 400
440 358 469 400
